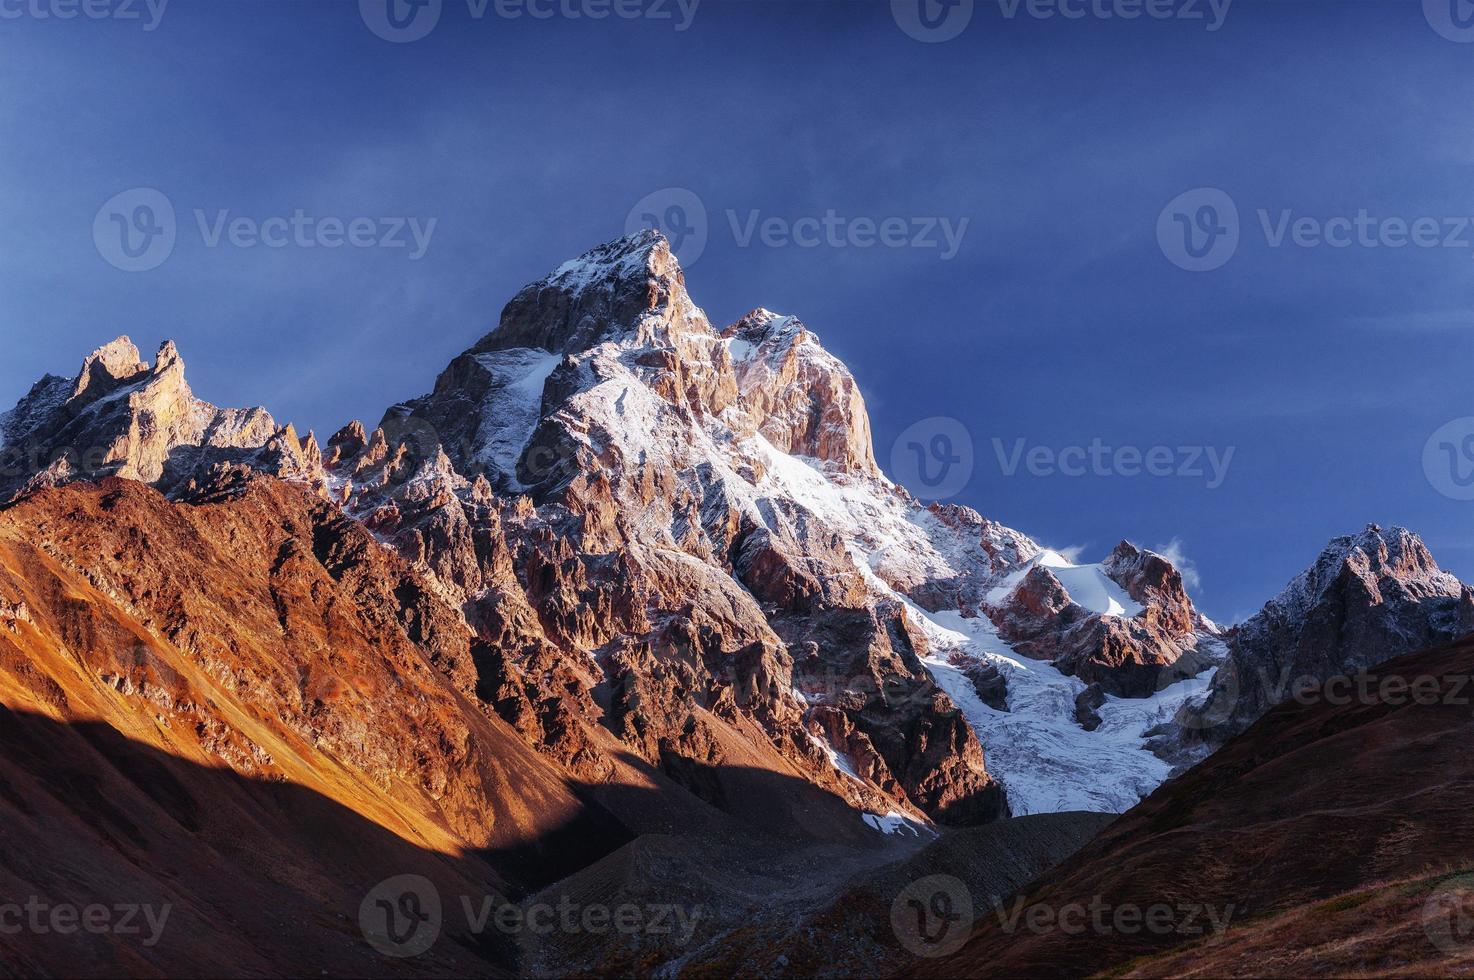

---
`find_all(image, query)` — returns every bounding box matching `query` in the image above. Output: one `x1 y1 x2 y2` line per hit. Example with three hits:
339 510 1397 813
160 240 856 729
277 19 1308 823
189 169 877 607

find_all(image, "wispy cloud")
1042 543 1088 564
1154 537 1201 592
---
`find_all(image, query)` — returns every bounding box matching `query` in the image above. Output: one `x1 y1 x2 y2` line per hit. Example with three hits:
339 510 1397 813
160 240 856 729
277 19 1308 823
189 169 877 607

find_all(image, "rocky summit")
1163 523 1474 762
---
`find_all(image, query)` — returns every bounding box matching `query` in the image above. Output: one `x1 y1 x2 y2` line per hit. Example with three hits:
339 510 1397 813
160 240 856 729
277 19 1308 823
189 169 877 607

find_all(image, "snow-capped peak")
545 228 669 299
1265 523 1462 623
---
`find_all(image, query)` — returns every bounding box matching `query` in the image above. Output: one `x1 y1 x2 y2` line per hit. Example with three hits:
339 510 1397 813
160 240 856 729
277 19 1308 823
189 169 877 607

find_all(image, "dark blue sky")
3 0 1473 621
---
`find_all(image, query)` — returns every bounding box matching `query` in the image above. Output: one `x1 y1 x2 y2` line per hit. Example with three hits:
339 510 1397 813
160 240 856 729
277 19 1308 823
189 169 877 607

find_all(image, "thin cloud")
1154 537 1202 592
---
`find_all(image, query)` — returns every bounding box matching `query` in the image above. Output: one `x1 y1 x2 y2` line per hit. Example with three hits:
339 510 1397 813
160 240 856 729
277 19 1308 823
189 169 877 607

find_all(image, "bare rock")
1177 524 1473 748
1074 682 1106 731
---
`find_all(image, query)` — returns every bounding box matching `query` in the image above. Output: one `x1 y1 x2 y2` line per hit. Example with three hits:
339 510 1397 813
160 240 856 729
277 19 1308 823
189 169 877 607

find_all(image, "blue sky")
3 0 1473 621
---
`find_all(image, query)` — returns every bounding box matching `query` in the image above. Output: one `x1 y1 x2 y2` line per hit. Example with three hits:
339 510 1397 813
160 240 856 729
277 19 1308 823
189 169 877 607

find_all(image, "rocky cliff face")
6 232 1473 975
1172 524 1474 754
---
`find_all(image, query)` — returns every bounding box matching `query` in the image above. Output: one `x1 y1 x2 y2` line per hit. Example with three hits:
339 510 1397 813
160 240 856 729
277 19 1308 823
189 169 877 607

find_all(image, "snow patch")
807 731 863 783
862 811 933 837
471 348 561 487
913 609 1212 813
988 550 1144 618
1039 552 1144 617
725 337 756 362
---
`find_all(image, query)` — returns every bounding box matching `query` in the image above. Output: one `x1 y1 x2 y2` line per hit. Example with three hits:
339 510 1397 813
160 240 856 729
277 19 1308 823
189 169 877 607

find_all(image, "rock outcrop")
1174 524 1474 751
1073 683 1106 731
985 541 1217 697
0 337 325 500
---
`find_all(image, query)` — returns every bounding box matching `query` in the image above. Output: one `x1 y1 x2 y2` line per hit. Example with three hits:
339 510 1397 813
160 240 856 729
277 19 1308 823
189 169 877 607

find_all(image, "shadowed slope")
0 707 522 977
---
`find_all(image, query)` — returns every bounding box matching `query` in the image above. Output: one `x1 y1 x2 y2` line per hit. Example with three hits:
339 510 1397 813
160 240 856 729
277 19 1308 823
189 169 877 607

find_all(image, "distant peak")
155 339 183 370
1 336 285 498
83 336 143 371
1266 524 1454 620
1322 524 1424 562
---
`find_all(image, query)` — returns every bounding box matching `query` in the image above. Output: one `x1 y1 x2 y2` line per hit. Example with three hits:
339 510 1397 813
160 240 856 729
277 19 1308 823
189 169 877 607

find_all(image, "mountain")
308 229 1230 820
918 631 1474 978
2 231 1470 975
18 233 1432 825
1163 524 1474 763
